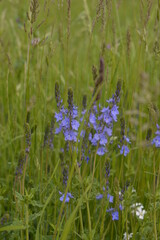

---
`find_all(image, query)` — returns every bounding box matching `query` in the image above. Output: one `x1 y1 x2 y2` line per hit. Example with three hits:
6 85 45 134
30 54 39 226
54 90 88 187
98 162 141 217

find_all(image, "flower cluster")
54 80 131 159
55 87 80 142
88 80 122 156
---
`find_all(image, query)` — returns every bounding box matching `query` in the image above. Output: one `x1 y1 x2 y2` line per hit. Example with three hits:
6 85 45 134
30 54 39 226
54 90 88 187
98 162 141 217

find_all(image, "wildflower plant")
1 2 160 239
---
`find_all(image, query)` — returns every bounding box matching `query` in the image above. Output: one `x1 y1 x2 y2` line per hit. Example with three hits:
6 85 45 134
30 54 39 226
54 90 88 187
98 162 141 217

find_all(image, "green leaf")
15 191 24 201
0 224 26 232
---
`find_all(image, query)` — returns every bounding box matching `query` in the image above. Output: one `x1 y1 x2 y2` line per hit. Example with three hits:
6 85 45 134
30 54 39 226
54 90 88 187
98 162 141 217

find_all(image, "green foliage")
0 0 160 239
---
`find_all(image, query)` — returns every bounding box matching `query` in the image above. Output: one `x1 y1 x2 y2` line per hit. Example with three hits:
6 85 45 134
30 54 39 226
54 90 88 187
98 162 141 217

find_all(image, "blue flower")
71 119 80 130
106 97 114 104
120 145 130 156
99 135 108 145
155 124 160 135
55 126 62 134
59 192 74 203
97 147 106 156
86 156 89 163
96 192 113 203
104 126 112 136
119 204 123 211
107 208 119 220
101 107 109 113
61 117 70 129
96 194 103 200
90 133 100 146
64 130 77 142
111 210 119 220
80 130 85 137
152 136 160 148
55 112 63 122
111 105 119 122
60 106 68 114
107 194 114 203
124 136 131 143
72 106 78 118
89 113 97 126
106 208 114 213
152 124 160 148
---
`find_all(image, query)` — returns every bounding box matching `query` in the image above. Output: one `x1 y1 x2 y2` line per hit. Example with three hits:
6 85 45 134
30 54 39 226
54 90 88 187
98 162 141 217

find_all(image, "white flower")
132 188 136 193
136 206 146 220
131 202 146 219
123 232 133 240
131 202 141 213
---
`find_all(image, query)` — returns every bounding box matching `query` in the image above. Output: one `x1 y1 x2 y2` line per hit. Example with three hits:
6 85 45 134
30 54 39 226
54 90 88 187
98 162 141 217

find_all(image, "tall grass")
0 0 160 239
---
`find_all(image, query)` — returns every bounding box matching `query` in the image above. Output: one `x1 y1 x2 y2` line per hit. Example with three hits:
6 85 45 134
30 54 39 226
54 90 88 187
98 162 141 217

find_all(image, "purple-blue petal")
112 211 119 220
107 194 114 203
97 147 106 156
96 194 103 200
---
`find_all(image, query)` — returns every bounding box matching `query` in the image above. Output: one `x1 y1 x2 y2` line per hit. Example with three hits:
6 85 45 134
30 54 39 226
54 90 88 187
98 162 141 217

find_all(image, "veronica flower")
107 193 114 203
152 124 160 148
119 135 131 157
106 208 119 220
88 82 121 156
59 192 74 203
71 119 80 130
64 130 78 142
55 112 63 122
96 194 103 200
96 193 114 203
97 147 107 156
110 105 119 122
119 117 131 157
55 88 80 143
119 204 123 211
120 145 130 156
111 211 119 220
55 125 62 134
89 113 97 126
86 156 90 163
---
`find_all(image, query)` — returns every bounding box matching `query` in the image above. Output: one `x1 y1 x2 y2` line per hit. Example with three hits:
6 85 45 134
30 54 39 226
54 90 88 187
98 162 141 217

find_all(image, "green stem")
22 155 28 195
153 151 157 240
79 208 84 235
86 201 92 240
26 204 29 240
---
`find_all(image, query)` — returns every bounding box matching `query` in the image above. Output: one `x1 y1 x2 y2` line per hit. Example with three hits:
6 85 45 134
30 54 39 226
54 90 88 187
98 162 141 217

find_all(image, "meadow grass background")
0 0 160 239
